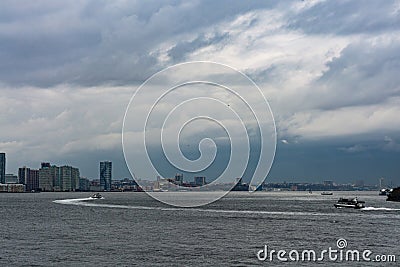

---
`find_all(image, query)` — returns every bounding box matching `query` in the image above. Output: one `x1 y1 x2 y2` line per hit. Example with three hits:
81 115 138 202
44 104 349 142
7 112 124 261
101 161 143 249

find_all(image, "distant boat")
90 193 102 199
321 192 333 195
379 188 392 196
334 197 365 209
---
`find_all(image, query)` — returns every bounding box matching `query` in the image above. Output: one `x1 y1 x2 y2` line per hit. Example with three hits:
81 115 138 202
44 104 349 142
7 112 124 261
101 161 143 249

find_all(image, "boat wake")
53 197 103 205
361 206 400 211
52 197 331 217
53 198 400 216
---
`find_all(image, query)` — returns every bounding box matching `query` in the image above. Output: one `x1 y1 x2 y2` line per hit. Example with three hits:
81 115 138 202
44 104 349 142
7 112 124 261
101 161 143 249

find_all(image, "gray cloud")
311 39 400 110
0 0 276 87
0 0 399 183
287 0 400 35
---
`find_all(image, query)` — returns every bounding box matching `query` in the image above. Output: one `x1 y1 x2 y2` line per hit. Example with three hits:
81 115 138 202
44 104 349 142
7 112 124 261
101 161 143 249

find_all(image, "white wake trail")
53 197 331 216
53 198 400 216
361 207 400 211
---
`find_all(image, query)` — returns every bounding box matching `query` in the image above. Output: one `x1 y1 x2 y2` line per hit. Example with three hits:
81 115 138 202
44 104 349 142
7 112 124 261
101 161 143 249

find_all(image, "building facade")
79 177 90 191
39 163 80 191
175 173 183 185
0 183 25 193
39 163 58 191
60 166 80 191
194 176 206 186
100 161 112 191
0 153 5 184
18 167 40 192
5 174 18 184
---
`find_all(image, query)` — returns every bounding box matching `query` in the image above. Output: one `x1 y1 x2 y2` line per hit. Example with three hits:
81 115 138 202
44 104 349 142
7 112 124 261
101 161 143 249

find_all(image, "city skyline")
0 151 395 188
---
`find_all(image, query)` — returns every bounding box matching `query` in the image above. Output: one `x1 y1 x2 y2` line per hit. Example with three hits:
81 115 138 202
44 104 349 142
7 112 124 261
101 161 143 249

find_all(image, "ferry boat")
334 197 365 209
90 193 103 199
379 188 393 196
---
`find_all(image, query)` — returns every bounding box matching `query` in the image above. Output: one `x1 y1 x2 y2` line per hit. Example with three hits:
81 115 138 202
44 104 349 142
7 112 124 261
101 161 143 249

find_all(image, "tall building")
38 163 80 192
60 165 80 191
0 153 5 184
27 169 39 192
100 161 112 191
18 167 40 192
175 173 183 185
18 167 29 184
39 163 59 192
194 176 206 186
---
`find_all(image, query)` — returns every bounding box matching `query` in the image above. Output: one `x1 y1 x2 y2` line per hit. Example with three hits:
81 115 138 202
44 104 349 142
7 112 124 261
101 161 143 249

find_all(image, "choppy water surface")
1 191 399 266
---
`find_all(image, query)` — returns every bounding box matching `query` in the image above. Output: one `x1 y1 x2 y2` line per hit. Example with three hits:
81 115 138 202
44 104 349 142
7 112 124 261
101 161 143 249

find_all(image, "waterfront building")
79 177 90 191
0 153 5 184
175 173 183 185
5 174 18 184
39 163 59 191
194 176 206 186
100 161 112 191
89 179 102 192
60 166 80 191
0 183 25 193
39 163 56 191
39 163 80 191
18 167 40 192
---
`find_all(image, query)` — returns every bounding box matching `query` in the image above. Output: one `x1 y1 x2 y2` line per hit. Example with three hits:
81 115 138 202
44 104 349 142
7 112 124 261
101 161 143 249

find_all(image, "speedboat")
334 197 365 209
90 193 102 199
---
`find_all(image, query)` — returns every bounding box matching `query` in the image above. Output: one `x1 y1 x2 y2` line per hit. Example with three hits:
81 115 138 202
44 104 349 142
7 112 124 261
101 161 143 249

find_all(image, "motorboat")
334 197 365 209
380 188 393 196
90 193 103 199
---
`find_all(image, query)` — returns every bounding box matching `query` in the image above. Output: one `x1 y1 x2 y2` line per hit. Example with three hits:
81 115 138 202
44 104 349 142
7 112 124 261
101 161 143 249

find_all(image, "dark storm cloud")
268 138 400 184
287 0 400 35
303 39 400 111
0 0 276 87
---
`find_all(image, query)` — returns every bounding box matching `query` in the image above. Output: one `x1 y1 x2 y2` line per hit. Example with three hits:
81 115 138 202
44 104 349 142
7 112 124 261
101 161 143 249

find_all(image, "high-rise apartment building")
18 167 39 191
0 153 5 184
39 163 58 191
39 163 80 191
60 165 80 191
194 176 206 186
100 161 112 191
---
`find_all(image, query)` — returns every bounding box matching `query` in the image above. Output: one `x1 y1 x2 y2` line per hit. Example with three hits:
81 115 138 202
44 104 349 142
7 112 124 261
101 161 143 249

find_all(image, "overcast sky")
1 0 399 185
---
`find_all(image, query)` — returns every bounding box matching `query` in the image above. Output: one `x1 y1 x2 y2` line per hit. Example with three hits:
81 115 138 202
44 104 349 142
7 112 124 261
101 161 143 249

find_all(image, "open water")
0 191 399 266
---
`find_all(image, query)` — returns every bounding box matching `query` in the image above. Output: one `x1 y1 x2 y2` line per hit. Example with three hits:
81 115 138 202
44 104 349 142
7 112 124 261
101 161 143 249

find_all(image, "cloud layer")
0 0 399 183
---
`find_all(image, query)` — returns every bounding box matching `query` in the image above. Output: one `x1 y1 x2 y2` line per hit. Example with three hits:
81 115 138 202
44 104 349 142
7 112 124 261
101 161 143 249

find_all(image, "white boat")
334 197 365 209
90 193 103 199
